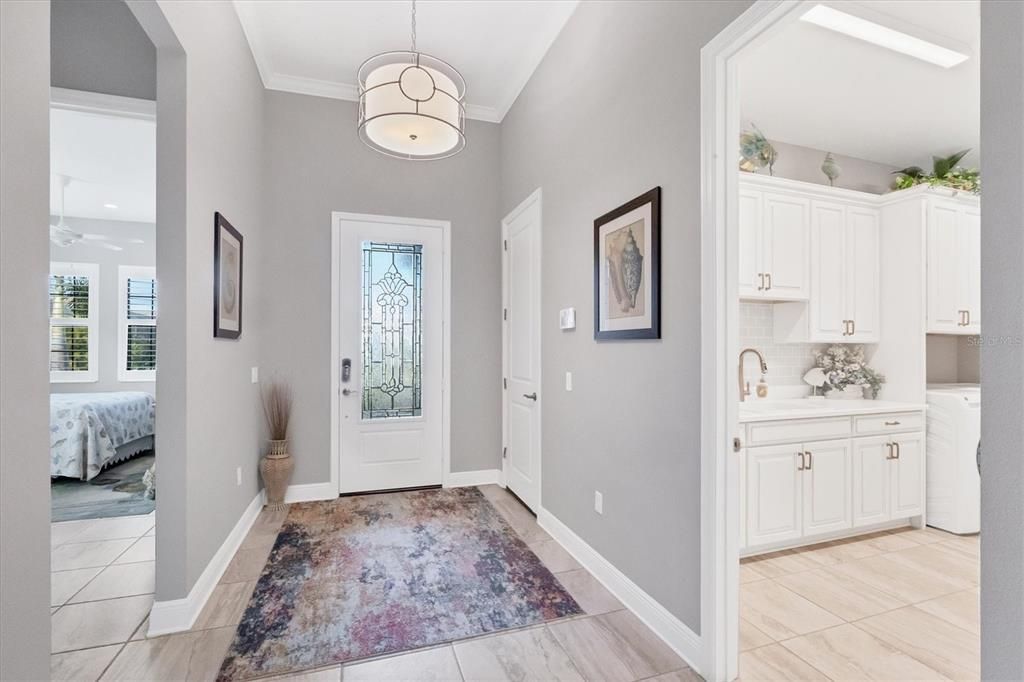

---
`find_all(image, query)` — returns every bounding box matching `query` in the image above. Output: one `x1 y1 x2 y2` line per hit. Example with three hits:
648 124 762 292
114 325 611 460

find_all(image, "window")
361 241 423 419
49 262 99 383
118 266 157 382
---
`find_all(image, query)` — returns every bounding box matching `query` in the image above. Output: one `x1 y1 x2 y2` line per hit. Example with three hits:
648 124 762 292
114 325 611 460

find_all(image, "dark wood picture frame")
593 187 661 340
213 212 243 339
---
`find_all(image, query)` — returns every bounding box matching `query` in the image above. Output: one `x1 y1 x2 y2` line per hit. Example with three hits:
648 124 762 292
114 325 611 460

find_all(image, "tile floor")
739 527 980 681
50 487 703 681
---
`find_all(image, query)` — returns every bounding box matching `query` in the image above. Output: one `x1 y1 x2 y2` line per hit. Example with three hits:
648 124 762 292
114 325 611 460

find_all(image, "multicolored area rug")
218 487 581 680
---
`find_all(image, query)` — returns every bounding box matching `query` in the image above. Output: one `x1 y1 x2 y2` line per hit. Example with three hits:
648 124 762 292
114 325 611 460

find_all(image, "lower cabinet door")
890 433 925 518
802 439 852 536
852 436 892 527
746 444 803 548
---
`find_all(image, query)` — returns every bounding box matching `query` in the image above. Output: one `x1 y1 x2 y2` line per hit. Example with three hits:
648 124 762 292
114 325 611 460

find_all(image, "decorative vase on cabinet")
826 385 864 400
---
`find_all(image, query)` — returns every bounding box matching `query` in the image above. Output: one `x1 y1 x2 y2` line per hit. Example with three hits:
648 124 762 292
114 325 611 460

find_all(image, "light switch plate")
594 491 603 514
565 371 573 391
559 307 576 330
251 367 259 383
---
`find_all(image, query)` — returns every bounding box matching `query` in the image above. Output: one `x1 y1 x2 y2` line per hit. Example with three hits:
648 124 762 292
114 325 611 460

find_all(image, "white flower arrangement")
813 345 885 398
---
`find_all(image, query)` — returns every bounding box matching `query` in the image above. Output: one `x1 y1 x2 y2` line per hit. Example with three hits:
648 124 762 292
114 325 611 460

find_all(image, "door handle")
523 392 538 401
342 388 354 396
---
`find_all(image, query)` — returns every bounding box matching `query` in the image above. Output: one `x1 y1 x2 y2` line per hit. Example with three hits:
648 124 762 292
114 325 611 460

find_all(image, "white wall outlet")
559 307 576 330
236 466 242 486
594 490 603 514
251 367 259 383
565 371 573 391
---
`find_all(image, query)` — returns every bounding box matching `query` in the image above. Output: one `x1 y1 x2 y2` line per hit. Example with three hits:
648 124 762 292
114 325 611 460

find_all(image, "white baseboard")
284 481 337 503
537 507 705 676
444 469 504 488
147 490 264 636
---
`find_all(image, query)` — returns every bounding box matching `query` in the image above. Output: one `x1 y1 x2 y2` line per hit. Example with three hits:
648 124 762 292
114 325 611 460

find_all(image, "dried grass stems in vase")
260 381 294 510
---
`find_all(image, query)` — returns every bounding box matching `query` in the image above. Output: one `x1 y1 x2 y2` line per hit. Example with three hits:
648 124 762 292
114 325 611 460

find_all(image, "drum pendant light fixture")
357 0 467 160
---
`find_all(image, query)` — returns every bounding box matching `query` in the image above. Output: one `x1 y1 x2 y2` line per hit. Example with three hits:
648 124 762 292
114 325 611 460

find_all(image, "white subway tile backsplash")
739 302 825 387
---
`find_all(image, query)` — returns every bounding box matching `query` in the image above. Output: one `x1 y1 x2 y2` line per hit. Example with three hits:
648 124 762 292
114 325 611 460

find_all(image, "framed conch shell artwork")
214 212 243 339
593 187 661 340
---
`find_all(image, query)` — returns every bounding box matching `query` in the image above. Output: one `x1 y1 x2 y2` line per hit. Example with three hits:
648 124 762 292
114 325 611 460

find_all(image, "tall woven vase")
260 439 293 511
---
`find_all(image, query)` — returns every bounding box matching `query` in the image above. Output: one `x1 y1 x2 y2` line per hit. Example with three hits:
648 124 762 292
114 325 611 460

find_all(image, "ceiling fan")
50 175 141 252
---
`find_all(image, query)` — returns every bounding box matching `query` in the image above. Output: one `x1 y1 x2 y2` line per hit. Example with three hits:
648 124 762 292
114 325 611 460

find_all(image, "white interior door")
338 215 444 493
503 193 542 512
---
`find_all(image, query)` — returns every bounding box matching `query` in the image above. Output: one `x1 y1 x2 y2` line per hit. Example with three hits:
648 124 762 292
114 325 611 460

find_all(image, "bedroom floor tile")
112 536 155 564
51 539 135 571
51 519 98 547
73 515 155 543
71 561 154 603
51 567 103 606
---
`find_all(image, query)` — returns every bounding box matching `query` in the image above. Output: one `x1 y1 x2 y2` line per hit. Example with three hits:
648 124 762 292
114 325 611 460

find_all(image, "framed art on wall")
594 187 661 340
214 212 243 339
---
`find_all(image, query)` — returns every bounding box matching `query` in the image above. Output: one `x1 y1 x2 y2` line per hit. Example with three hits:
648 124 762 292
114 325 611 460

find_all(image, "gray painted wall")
147 0 267 597
980 2 1024 678
743 139 898 194
51 0 156 100
261 93 502 485
501 0 752 628
50 217 157 395
0 1 52 678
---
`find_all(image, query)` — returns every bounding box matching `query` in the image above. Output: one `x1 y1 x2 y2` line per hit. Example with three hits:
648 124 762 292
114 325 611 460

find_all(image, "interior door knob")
523 392 537 401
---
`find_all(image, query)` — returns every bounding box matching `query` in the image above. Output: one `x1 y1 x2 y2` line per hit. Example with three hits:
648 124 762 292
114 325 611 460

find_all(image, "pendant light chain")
410 0 417 53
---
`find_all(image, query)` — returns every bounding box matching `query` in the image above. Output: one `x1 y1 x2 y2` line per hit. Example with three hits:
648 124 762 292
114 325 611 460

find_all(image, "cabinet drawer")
747 417 850 446
853 412 923 436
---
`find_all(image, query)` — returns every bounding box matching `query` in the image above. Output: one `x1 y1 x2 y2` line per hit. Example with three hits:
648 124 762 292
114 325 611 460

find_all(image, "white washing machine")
925 384 980 534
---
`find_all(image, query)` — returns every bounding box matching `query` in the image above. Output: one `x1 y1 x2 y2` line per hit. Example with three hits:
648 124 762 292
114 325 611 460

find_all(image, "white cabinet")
746 444 804 548
741 411 924 554
738 185 810 301
774 200 879 343
802 440 852 536
852 433 924 528
927 199 981 334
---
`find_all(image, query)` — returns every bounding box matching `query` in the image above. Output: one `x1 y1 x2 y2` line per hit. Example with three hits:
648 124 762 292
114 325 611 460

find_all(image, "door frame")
330 211 452 496
699 2 808 680
501 188 542 507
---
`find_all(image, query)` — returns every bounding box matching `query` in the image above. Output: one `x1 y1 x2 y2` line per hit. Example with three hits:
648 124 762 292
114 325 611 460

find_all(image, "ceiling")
739 1 980 169
50 107 155 223
233 0 579 123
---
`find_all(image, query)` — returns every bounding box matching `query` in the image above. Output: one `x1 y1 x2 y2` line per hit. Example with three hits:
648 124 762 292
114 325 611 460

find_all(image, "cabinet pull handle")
850 319 855 336
758 273 764 291
965 310 971 326
805 451 813 470
884 420 901 426
797 452 805 471
885 443 893 460
766 272 772 290
893 442 901 459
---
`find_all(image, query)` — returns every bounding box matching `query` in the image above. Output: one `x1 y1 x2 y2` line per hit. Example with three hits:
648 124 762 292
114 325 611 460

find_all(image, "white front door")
503 192 542 511
337 215 445 493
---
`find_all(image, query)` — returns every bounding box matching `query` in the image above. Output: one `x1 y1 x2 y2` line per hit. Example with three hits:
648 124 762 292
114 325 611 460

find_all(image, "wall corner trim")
147 490 265 636
444 469 505 488
537 507 704 676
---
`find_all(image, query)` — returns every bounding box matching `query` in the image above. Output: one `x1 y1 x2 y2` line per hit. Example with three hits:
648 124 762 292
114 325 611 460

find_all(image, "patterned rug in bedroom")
51 453 155 522
217 486 582 680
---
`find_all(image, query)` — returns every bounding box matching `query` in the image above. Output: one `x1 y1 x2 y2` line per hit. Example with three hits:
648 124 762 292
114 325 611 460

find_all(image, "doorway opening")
331 212 452 496
702 2 981 680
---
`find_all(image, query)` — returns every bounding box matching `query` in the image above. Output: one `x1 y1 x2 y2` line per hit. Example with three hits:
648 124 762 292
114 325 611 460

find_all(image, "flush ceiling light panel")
800 4 971 68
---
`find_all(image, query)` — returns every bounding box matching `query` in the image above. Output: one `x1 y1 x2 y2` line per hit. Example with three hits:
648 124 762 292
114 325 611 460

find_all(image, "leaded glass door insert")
361 241 423 419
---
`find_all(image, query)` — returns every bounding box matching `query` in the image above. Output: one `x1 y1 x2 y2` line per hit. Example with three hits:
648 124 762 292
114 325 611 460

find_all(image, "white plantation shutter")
49 262 99 383
118 266 157 381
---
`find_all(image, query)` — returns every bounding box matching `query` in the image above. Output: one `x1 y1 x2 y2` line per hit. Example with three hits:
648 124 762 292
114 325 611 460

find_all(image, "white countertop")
738 399 927 423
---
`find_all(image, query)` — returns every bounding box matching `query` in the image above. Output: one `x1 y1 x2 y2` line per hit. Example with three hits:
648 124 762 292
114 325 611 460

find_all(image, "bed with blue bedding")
50 392 156 481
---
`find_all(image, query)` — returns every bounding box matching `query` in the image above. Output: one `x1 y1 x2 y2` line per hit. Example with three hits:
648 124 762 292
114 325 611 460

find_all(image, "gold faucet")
739 348 768 402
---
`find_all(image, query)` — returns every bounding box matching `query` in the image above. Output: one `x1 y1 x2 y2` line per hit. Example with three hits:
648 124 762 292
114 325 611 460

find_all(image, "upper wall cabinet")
739 180 810 301
927 199 981 334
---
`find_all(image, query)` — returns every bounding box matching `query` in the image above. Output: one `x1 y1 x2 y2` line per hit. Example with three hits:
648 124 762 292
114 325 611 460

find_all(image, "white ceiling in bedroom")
50 107 155 224
739 0 980 169
232 0 579 123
